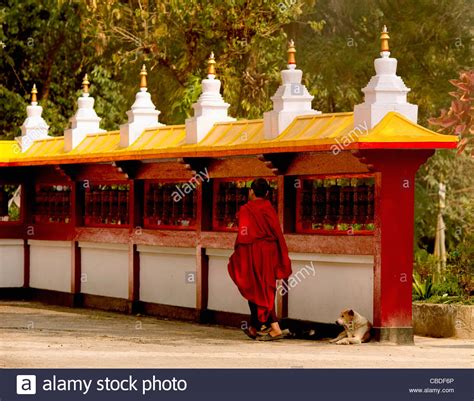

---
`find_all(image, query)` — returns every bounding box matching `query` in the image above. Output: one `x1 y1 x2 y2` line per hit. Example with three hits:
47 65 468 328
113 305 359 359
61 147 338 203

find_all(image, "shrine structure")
0 28 457 343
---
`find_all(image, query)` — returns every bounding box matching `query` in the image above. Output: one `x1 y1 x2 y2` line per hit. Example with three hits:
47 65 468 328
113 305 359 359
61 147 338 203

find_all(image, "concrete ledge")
82 293 131 313
413 303 473 339
374 327 414 344
137 301 197 322
30 288 76 307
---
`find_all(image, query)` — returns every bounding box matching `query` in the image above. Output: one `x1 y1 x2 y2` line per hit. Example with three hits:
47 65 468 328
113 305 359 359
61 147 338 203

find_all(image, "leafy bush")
432 274 463 297
413 243 472 303
412 272 433 301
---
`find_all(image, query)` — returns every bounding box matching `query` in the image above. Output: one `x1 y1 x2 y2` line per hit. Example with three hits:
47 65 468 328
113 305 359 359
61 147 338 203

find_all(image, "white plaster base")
207 249 249 314
287 253 374 323
29 240 71 293
79 242 128 299
138 246 196 308
0 239 24 287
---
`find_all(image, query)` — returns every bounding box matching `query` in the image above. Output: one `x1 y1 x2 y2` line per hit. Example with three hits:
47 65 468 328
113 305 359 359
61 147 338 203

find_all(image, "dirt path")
0 301 472 368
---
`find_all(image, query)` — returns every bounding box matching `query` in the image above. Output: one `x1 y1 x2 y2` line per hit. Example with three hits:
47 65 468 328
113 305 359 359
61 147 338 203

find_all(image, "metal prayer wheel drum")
366 185 375 224
339 184 355 224
325 182 340 226
354 183 369 225
301 180 312 221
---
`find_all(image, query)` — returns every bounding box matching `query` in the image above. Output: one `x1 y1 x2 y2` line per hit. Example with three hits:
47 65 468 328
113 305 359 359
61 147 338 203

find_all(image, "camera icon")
16 375 37 395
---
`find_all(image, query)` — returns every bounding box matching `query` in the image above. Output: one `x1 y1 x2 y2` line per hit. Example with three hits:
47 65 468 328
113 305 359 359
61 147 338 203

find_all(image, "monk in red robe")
228 178 292 340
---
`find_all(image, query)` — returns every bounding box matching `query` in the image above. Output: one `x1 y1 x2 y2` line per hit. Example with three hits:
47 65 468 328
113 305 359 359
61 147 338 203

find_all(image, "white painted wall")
29 240 71 292
80 242 128 299
0 239 24 287
138 246 196 308
207 248 249 314
287 253 374 323
206 249 373 323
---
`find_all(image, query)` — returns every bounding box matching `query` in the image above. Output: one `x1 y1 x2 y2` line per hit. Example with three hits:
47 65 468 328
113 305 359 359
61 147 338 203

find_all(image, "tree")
429 70 474 153
0 0 127 138
82 0 313 124
294 0 473 124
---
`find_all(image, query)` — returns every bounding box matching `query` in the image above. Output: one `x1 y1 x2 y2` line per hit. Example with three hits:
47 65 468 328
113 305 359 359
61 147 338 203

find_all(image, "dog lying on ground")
329 309 372 345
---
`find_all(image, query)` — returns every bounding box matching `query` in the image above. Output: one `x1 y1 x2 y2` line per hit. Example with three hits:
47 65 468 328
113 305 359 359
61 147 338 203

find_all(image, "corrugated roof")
0 112 457 166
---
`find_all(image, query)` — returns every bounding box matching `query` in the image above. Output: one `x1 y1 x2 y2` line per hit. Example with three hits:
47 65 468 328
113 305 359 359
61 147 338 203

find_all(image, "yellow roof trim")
358 112 458 143
1 112 458 166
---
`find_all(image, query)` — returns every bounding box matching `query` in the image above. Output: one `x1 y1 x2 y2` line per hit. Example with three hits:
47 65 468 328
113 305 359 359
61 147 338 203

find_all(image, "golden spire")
82 74 90 94
288 39 296 65
380 25 390 52
207 52 216 76
31 84 38 103
139 64 147 89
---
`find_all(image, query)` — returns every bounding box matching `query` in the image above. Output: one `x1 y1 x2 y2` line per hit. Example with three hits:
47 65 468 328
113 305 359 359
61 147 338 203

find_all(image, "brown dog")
329 309 372 345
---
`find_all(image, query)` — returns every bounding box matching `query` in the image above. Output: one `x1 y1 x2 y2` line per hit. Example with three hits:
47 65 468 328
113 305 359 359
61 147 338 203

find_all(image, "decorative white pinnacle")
120 65 163 147
353 26 418 129
263 40 320 140
64 74 105 151
185 53 235 144
19 84 50 152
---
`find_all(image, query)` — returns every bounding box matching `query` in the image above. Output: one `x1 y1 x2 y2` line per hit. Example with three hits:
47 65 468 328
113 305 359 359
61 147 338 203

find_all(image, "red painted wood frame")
211 177 278 232
0 183 23 225
32 182 72 224
295 173 375 236
83 180 131 228
356 149 434 339
143 179 197 230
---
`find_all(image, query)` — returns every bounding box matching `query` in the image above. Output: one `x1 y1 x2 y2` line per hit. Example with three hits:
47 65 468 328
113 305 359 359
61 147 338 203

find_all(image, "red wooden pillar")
196 180 210 322
70 181 82 305
128 180 141 313
22 179 34 289
276 175 288 319
357 149 433 344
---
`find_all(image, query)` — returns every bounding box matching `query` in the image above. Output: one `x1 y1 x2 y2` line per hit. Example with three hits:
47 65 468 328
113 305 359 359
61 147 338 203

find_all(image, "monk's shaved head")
251 178 269 198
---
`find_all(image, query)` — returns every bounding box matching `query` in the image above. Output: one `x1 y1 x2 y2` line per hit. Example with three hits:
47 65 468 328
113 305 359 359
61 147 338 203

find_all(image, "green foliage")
1 0 471 133
295 0 473 124
0 1 472 283
413 244 473 303
415 295 474 305
414 150 474 253
412 271 433 301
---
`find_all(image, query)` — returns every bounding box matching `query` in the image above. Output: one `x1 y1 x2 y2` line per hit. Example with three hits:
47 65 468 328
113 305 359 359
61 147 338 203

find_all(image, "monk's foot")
269 329 283 337
243 326 258 339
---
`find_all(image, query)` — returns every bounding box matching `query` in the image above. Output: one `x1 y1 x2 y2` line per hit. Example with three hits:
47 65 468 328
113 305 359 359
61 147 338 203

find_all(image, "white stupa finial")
185 52 235 144
120 64 163 147
353 26 418 129
18 84 50 152
64 74 105 151
263 39 320 139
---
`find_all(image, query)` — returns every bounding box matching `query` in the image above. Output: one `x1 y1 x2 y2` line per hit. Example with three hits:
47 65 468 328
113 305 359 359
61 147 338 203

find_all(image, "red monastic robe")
228 199 292 323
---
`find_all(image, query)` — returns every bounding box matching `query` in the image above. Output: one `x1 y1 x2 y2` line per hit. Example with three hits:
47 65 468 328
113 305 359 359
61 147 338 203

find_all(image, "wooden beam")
70 241 81 296
207 157 273 178
286 151 369 175
128 243 140 305
73 163 130 181
196 245 209 320
182 157 212 177
135 161 195 180
112 161 141 179
257 153 296 175
23 239 30 288
53 165 73 182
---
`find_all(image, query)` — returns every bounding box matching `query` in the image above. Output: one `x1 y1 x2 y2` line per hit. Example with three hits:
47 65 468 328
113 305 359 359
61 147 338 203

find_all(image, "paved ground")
0 301 472 368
